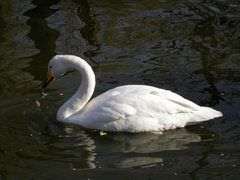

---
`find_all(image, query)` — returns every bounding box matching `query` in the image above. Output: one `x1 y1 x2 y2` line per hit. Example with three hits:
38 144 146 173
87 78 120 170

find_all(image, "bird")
43 55 223 133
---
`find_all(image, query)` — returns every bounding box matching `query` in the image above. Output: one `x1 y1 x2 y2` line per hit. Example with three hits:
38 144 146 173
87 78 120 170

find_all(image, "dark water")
0 0 240 179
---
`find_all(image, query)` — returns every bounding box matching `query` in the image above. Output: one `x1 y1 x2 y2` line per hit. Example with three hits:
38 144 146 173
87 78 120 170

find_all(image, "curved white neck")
57 56 96 121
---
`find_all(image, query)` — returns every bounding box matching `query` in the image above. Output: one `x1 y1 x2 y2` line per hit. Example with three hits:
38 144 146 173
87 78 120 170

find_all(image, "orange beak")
42 70 55 89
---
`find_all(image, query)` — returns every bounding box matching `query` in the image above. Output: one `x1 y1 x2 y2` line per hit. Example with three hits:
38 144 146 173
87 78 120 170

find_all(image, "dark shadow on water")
188 1 224 106
74 0 100 66
0 4 6 45
23 0 60 80
74 0 98 47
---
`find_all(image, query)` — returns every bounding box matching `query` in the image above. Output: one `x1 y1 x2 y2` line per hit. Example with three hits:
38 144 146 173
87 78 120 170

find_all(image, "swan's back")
68 85 222 132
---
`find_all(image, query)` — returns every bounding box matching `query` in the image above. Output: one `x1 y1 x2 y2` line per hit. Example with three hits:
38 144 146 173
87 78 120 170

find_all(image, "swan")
43 55 223 133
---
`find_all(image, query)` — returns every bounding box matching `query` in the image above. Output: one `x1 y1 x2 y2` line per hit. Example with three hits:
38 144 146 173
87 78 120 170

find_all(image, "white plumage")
46 55 223 133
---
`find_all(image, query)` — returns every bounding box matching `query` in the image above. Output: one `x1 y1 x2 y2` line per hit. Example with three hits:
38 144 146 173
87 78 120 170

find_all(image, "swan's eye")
60 73 66 77
49 65 53 69
61 70 74 77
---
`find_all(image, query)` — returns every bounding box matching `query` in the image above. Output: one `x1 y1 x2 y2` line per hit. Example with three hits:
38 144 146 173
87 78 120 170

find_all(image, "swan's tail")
187 107 223 125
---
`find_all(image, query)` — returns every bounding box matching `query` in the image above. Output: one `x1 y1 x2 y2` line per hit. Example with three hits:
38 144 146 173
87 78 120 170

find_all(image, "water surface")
0 0 240 179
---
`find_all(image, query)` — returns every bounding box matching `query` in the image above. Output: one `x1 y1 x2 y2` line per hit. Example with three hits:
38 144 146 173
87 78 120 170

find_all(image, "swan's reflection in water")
102 129 201 153
50 126 201 170
48 126 97 170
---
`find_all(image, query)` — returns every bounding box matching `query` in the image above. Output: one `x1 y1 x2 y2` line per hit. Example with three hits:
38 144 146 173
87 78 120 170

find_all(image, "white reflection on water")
117 157 163 168
108 129 201 153
62 127 201 169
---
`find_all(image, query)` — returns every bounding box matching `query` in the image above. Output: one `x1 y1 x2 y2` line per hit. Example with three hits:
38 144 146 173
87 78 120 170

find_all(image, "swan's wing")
144 88 201 113
110 85 201 113
88 88 199 121
87 86 200 119
137 89 222 125
93 101 137 121
82 89 200 131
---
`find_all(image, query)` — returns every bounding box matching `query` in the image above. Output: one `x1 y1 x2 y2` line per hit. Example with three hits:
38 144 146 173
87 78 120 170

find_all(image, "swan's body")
46 55 223 133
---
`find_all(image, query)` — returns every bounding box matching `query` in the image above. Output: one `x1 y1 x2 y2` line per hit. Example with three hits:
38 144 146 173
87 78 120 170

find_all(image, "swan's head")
43 55 74 88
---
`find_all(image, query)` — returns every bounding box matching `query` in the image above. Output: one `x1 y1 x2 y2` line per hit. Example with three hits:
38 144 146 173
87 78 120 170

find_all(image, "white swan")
43 55 223 133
